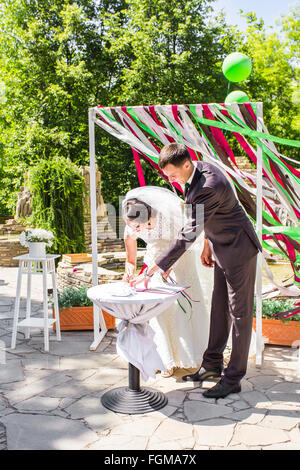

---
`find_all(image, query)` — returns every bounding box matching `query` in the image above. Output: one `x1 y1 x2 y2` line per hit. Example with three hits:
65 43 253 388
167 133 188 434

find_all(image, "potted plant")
52 286 116 331
253 298 300 346
19 228 54 257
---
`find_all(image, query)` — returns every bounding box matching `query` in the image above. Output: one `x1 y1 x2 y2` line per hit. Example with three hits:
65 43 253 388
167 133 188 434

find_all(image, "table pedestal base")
101 362 168 414
101 387 168 414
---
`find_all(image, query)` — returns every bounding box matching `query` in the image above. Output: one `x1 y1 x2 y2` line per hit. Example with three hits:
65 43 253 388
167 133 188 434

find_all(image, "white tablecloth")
87 281 183 381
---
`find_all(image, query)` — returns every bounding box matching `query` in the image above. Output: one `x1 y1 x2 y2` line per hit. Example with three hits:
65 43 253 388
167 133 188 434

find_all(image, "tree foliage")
104 0 231 105
230 7 299 158
27 156 86 254
0 0 129 212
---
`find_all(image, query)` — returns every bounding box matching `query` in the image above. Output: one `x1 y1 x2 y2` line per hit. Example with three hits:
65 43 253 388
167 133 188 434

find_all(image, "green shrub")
254 298 300 323
27 157 86 255
57 286 92 309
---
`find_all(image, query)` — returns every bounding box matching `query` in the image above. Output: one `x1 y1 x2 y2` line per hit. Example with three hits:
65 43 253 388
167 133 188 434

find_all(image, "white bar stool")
11 254 61 352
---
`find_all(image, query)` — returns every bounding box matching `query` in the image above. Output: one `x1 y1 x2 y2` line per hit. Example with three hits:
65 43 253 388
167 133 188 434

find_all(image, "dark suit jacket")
155 161 262 272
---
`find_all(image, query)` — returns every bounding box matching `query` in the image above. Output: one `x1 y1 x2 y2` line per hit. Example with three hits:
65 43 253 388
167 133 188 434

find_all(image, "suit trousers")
202 254 257 384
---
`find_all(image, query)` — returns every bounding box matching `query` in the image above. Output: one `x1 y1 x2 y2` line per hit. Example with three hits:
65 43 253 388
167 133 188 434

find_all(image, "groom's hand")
161 268 172 281
201 240 214 268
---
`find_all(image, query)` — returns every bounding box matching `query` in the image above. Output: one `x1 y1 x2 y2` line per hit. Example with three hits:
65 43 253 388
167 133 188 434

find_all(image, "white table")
11 254 61 352
87 281 182 414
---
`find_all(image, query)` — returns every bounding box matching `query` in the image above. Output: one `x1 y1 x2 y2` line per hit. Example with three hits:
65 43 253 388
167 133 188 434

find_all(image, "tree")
222 7 299 160
28 157 86 254
0 0 128 213
104 0 233 106
98 0 236 204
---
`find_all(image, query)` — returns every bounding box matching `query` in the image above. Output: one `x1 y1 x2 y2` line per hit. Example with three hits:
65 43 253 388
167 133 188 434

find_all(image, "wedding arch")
88 102 300 365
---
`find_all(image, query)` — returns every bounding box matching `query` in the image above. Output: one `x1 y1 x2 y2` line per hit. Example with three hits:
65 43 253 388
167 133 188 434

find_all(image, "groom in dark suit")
145 143 261 399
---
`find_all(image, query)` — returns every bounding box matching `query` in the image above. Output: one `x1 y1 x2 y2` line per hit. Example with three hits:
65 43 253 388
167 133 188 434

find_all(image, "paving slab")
194 418 237 447
3 372 70 405
259 410 300 431
1 369 52 391
80 368 128 390
224 408 266 425
288 426 300 443
21 354 60 370
59 352 116 370
0 422 6 450
146 439 183 450
230 423 290 447
265 381 300 404
247 375 285 390
1 412 99 450
64 397 124 432
0 363 24 383
87 434 148 450
14 396 61 412
43 341 95 356
152 418 194 441
110 416 162 437
184 400 234 422
39 379 94 399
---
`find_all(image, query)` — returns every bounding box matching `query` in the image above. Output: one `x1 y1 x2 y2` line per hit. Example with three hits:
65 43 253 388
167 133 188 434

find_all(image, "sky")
213 0 297 30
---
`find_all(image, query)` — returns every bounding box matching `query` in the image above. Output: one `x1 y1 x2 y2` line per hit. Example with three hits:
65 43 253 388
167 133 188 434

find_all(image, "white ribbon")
116 320 165 381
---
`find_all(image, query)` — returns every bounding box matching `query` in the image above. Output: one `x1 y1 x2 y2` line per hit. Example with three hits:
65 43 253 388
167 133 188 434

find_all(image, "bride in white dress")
122 186 214 377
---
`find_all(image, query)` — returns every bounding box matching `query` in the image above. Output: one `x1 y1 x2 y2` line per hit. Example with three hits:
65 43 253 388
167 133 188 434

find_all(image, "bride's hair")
123 198 157 223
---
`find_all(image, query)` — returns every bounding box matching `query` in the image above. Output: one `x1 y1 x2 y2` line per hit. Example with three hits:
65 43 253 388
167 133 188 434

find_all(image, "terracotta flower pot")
53 306 116 331
253 318 300 346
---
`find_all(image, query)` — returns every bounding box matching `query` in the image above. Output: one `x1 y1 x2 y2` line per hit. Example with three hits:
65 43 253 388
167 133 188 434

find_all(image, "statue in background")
15 186 32 220
80 166 106 219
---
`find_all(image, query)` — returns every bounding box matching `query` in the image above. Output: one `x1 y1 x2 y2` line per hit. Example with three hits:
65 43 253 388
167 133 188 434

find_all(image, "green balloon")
225 90 250 104
222 52 252 83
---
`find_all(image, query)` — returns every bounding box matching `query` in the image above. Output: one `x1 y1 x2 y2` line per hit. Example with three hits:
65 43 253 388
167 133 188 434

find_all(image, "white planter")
28 242 46 258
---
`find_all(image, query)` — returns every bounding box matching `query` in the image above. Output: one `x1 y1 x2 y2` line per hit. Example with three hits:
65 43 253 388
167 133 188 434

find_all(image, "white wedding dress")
124 212 214 370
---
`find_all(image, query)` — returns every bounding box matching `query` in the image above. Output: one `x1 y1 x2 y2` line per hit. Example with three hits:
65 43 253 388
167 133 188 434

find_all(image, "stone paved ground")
0 267 299 450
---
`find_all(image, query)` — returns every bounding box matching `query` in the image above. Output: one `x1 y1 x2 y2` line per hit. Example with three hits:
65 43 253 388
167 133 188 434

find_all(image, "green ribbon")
189 106 300 148
262 226 300 239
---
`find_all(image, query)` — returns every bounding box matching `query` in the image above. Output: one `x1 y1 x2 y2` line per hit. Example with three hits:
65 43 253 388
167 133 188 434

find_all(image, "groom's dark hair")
159 143 192 169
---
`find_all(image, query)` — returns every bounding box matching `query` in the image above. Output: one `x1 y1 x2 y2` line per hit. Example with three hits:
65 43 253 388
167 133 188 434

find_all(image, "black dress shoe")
202 379 241 399
182 366 222 382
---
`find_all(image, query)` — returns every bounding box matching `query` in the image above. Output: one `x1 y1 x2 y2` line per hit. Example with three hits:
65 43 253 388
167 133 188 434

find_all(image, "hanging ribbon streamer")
132 148 146 186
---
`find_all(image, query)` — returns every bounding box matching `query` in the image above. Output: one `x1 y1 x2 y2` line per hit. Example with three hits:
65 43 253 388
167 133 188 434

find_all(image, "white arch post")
88 107 108 351
255 102 264 366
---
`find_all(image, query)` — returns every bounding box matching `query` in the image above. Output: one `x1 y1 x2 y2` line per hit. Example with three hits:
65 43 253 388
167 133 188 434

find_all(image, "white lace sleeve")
124 224 137 240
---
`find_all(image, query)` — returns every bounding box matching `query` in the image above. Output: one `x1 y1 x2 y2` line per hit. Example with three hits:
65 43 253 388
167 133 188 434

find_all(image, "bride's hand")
123 263 136 283
129 273 150 289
